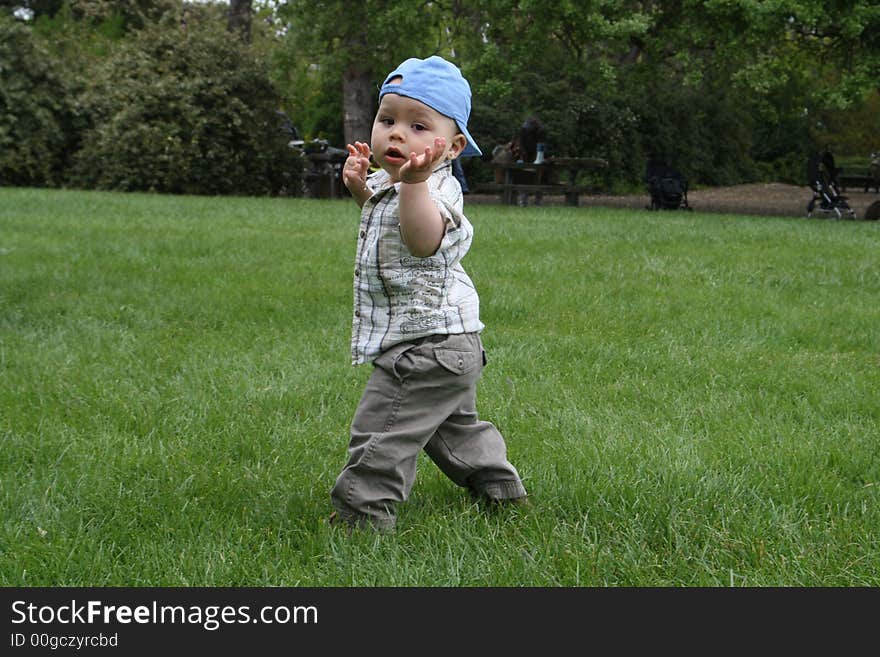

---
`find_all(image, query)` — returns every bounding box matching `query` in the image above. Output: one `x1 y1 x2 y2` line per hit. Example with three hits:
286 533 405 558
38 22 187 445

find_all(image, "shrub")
0 16 75 187
71 16 302 196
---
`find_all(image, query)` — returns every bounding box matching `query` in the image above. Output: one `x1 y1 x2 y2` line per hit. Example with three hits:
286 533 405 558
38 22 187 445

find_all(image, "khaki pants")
330 332 526 530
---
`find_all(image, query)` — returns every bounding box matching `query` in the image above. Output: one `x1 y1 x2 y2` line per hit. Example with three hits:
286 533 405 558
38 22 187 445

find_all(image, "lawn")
1 187 878 586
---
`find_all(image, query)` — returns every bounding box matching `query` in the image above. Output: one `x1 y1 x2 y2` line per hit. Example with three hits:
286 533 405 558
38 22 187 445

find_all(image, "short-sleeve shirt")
351 161 484 365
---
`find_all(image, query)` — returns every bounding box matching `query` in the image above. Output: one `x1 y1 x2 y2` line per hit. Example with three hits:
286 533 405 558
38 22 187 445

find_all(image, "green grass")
1 187 878 586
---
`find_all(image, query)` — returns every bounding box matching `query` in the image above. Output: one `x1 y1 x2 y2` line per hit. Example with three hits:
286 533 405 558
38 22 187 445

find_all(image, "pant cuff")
471 479 527 500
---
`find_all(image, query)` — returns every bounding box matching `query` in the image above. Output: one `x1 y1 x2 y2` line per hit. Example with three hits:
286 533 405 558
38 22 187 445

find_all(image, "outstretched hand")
343 141 372 196
398 137 447 184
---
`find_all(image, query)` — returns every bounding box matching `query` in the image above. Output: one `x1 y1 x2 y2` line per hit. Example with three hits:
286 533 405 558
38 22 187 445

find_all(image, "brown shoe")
497 495 530 508
470 489 531 509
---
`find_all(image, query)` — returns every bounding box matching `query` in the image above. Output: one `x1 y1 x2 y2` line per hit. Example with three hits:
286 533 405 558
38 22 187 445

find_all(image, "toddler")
330 56 527 531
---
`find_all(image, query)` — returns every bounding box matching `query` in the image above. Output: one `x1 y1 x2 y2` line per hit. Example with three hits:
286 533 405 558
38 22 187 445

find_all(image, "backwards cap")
379 56 481 158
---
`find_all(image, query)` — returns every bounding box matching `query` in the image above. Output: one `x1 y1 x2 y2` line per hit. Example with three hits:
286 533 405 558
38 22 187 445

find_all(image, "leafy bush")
71 16 302 196
0 16 76 187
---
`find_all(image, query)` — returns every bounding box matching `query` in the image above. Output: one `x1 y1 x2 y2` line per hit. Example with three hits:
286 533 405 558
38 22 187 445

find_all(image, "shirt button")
355 268 360 276
355 310 360 317
360 230 366 238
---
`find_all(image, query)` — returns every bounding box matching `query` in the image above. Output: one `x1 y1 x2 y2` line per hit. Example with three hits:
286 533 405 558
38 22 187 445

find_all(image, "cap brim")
459 126 482 158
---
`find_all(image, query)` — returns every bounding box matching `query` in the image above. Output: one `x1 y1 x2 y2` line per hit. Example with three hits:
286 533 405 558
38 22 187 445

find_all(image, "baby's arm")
398 138 447 257
343 142 373 208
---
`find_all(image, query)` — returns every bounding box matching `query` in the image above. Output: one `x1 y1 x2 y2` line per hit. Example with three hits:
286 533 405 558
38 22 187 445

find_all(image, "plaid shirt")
351 161 484 365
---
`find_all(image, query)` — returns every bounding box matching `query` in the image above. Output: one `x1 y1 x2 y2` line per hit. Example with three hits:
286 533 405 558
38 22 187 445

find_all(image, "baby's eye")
412 123 426 131
379 118 394 126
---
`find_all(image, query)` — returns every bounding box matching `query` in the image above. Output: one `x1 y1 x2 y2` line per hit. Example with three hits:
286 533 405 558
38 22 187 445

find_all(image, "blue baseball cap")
379 56 482 158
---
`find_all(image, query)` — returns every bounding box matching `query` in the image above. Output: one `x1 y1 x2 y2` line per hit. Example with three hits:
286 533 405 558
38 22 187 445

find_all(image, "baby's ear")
448 133 467 159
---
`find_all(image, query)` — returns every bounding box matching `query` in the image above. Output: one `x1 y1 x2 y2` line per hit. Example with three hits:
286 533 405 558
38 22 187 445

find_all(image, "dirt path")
469 182 880 219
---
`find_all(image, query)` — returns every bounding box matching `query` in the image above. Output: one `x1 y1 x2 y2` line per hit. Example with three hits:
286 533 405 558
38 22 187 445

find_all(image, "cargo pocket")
374 342 417 381
433 347 480 376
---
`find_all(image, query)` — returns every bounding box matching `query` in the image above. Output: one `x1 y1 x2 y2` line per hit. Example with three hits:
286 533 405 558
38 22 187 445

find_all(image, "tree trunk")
342 66 374 146
228 0 252 43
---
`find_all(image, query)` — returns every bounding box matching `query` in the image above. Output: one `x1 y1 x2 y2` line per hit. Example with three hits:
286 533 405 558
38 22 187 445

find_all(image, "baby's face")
371 92 465 181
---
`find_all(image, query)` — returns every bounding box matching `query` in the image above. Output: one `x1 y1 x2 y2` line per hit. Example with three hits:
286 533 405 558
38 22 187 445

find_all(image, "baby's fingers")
347 142 371 162
414 150 427 167
414 147 435 169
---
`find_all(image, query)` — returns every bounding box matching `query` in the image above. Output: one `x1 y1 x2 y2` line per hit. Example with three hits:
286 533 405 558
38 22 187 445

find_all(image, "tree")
449 1 653 186
227 0 251 42
0 0 64 20
626 1 880 110
276 0 449 145
452 0 879 185
625 1 880 175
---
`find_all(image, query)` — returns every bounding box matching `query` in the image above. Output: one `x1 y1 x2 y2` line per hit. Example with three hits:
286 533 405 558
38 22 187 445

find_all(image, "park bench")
474 181 596 206
476 157 607 206
838 173 879 193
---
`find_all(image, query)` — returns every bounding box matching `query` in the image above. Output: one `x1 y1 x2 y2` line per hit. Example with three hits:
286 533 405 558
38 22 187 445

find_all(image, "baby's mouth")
385 147 406 164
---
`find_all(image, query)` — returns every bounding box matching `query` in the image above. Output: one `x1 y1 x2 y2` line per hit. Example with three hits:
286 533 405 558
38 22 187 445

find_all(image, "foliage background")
1 0 879 194
0 17 76 187
1 1 302 195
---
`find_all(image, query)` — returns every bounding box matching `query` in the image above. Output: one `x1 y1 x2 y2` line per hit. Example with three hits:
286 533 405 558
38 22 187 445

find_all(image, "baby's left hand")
398 137 446 184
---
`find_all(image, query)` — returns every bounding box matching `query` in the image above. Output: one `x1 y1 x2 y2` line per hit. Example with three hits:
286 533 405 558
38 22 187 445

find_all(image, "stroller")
645 159 692 211
806 150 855 219
301 139 348 198
867 152 880 193
275 110 348 198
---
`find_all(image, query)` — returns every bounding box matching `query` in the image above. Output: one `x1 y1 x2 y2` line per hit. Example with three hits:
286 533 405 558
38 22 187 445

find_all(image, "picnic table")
479 156 607 206
838 172 880 193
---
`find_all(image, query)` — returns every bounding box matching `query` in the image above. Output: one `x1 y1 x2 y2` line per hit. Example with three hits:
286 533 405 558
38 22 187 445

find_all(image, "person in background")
510 116 546 206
